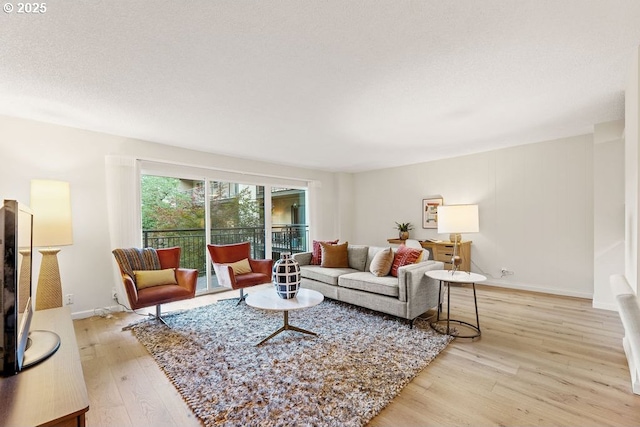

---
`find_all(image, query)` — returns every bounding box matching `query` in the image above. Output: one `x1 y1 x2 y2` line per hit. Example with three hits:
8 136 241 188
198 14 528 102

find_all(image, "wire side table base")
430 277 482 339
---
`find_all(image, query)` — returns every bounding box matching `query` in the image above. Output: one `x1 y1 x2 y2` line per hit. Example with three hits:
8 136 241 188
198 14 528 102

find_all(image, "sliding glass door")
140 171 309 294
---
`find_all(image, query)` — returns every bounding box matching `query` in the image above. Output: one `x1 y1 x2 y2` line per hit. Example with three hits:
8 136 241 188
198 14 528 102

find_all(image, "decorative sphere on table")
272 253 301 299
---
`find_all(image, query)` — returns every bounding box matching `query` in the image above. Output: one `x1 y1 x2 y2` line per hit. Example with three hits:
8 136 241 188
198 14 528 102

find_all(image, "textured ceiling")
2 1 640 172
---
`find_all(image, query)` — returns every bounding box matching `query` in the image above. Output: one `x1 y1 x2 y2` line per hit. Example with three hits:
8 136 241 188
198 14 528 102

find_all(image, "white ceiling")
2 1 640 172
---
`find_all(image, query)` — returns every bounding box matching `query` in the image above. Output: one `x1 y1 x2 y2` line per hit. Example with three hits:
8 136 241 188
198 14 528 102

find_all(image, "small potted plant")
395 222 414 240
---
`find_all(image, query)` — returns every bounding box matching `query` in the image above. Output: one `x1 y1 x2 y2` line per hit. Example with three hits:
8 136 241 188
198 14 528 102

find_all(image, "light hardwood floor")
74 284 640 426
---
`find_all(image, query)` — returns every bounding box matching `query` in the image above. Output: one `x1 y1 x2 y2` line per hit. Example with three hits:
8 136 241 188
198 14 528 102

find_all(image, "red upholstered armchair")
207 242 273 304
112 247 198 323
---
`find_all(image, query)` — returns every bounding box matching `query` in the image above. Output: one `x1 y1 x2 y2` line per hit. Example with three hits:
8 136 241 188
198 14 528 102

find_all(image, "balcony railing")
142 225 309 275
270 224 309 260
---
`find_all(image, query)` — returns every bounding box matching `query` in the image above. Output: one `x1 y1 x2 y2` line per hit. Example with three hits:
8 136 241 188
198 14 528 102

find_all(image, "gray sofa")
292 244 445 325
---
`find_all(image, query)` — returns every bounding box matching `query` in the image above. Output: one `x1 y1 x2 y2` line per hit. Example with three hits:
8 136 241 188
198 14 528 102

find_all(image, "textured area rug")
127 298 451 427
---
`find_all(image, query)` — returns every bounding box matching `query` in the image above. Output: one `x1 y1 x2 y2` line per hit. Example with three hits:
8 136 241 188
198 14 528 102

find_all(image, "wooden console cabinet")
388 238 472 272
0 306 89 427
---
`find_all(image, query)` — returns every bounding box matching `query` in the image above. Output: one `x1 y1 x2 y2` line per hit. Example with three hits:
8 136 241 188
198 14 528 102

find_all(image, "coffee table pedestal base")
256 310 318 346
246 288 324 346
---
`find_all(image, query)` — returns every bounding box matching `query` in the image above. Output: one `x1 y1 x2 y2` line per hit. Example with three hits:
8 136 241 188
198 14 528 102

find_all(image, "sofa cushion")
300 265 357 286
369 247 394 277
292 252 312 266
348 245 369 271
311 239 339 265
390 246 422 277
321 241 349 267
339 271 399 298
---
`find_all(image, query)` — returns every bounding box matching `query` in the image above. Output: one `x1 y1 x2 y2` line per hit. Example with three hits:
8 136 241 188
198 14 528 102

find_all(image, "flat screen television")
1 199 60 376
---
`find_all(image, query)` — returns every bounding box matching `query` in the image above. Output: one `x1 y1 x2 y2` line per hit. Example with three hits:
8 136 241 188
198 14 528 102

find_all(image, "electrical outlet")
501 268 514 276
112 288 118 300
65 294 74 305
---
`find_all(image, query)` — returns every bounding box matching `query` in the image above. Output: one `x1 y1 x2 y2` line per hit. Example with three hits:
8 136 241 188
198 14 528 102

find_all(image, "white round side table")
425 270 486 339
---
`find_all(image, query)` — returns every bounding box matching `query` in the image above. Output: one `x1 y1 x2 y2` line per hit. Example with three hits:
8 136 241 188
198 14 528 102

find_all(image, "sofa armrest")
397 260 445 320
249 258 274 276
292 252 313 266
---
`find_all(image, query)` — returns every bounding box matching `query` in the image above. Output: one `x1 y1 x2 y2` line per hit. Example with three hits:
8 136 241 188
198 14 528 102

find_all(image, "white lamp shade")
30 180 73 247
437 204 479 234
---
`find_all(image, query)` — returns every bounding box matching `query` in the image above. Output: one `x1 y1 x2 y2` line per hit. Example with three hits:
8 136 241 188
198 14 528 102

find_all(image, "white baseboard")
482 279 593 300
592 300 618 311
70 304 122 320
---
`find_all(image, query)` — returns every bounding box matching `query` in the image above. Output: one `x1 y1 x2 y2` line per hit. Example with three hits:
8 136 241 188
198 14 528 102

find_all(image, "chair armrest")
249 258 274 276
121 274 140 309
176 268 198 295
292 252 312 266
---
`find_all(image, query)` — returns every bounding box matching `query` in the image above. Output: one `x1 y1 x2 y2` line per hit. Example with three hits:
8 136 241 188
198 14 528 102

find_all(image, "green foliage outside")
141 176 205 230
209 183 264 230
141 176 263 231
141 175 265 273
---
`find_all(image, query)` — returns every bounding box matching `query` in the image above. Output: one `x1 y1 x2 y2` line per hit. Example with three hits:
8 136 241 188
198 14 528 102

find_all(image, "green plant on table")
394 222 414 232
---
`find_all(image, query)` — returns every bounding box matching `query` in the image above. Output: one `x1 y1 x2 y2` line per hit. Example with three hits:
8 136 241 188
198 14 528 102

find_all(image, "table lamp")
437 204 479 274
31 180 73 310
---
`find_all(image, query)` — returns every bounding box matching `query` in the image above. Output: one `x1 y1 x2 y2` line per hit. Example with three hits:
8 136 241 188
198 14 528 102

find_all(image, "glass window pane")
140 175 208 291
209 181 266 259
271 187 308 259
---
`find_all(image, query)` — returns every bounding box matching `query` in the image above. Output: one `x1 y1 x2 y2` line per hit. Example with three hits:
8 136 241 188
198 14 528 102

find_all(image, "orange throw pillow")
390 246 422 277
311 239 339 265
320 241 349 268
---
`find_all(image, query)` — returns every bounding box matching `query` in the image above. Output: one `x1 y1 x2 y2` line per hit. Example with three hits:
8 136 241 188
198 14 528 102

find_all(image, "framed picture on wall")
422 197 443 229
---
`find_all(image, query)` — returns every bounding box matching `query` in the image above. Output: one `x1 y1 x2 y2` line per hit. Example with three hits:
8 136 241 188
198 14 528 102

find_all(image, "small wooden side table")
425 270 486 339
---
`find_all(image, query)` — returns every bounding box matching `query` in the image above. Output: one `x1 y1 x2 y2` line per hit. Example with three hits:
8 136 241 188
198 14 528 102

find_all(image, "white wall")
334 173 355 243
0 107 628 314
352 133 597 298
593 120 625 310
626 46 640 293
0 115 340 318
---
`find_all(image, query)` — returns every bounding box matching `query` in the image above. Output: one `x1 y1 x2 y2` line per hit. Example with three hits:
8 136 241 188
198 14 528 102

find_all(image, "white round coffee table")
425 270 486 339
245 287 324 345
